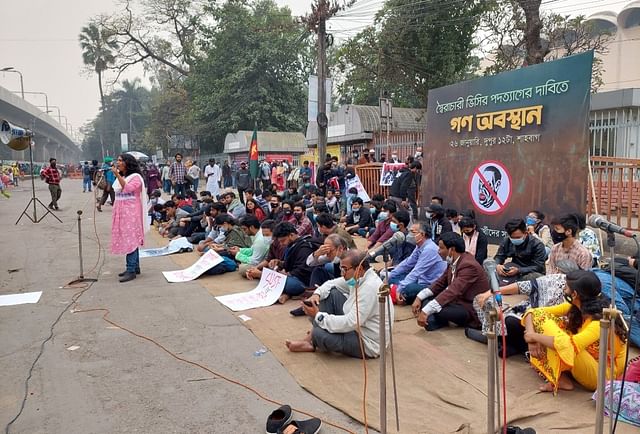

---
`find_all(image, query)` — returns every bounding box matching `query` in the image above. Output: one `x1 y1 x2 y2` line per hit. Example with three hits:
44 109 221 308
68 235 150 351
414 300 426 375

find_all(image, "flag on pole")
249 128 259 179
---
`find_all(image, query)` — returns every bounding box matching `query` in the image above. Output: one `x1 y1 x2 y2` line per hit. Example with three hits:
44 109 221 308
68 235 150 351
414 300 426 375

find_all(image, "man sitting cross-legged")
388 222 446 305
286 249 393 359
411 232 489 331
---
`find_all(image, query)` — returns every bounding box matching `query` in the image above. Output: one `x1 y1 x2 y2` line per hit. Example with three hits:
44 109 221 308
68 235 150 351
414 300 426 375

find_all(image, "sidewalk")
0 180 362 434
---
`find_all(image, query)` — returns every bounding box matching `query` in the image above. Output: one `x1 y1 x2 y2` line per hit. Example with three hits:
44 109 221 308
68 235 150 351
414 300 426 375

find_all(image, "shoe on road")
119 272 137 283
118 269 140 277
266 404 292 433
277 418 322 434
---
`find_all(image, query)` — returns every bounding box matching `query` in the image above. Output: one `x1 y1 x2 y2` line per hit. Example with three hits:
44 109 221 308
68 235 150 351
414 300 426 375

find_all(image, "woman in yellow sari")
522 270 627 393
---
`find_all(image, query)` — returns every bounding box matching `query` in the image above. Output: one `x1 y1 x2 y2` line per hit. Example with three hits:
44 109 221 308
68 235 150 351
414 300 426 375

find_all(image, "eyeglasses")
340 265 353 272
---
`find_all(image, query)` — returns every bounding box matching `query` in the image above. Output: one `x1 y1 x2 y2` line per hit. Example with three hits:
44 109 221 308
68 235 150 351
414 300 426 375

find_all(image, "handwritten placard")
162 249 224 283
140 237 193 258
215 268 287 312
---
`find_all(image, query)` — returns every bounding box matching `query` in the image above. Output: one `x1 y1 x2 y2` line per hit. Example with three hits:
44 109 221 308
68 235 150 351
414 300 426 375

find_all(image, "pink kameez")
111 174 146 255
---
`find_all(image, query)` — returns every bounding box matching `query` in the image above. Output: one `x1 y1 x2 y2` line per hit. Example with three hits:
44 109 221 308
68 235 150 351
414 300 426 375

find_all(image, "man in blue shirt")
97 157 116 212
388 222 447 305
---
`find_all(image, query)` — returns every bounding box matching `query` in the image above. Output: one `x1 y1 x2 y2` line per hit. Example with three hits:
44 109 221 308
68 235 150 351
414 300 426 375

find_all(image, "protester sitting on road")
425 203 452 243
576 213 602 267
242 236 286 280
286 249 392 359
223 191 246 220
367 200 397 249
522 270 627 393
344 197 373 236
548 213 593 274
199 214 251 256
268 222 320 304
267 194 283 221
526 210 553 257
229 217 274 270
159 200 190 238
315 213 356 249
494 218 547 283
291 202 313 237
388 223 447 305
387 209 415 266
411 232 489 331
459 217 488 265
306 234 349 288
245 198 266 222
470 259 580 357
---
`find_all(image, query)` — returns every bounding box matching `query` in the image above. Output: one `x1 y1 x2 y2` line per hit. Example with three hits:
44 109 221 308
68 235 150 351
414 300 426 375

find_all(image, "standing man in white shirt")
204 158 221 197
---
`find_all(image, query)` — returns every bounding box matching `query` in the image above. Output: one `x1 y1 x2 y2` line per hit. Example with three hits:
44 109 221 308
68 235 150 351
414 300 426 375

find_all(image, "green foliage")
186 0 314 152
332 0 486 107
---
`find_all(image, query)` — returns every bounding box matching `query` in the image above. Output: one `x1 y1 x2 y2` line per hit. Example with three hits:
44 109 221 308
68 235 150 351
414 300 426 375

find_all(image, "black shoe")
277 418 321 434
464 327 488 345
266 405 292 434
119 272 136 283
289 307 305 317
118 269 140 277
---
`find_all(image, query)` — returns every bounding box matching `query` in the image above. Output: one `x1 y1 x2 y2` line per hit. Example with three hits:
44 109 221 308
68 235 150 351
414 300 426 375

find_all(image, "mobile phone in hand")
303 300 315 307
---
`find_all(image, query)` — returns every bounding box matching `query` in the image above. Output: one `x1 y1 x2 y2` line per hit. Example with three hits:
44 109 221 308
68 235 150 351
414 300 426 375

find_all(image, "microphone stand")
378 246 400 433
594 231 631 434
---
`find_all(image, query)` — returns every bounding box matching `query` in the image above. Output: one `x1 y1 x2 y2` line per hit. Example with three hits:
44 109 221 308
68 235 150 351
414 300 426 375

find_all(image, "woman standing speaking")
111 154 149 283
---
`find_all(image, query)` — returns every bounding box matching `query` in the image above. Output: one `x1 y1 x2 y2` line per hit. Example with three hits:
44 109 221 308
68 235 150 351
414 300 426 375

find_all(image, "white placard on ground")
140 237 193 258
162 250 224 283
215 268 287 312
0 291 42 306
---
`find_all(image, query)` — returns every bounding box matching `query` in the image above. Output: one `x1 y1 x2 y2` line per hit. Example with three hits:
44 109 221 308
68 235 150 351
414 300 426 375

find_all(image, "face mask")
551 230 567 244
525 217 538 226
352 207 360 213
345 277 357 287
415 151 422 157
463 230 474 237
510 237 525 246
284 209 292 215
390 222 399 232
391 155 398 160
294 212 304 219
425 212 432 219
406 233 417 245
263 236 272 242
563 292 574 304
446 255 453 265
378 212 388 221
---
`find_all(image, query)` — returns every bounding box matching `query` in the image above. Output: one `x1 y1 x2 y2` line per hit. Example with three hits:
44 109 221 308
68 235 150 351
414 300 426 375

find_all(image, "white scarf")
113 173 150 234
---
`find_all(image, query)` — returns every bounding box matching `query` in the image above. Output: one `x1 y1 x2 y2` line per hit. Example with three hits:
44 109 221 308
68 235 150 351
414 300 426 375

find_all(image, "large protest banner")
422 52 593 239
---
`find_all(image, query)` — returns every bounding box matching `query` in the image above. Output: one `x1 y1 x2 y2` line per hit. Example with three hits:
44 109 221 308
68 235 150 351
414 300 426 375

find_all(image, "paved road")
0 180 362 434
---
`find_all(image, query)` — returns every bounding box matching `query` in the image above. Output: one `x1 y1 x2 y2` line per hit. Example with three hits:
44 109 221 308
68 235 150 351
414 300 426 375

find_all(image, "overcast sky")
0 0 629 141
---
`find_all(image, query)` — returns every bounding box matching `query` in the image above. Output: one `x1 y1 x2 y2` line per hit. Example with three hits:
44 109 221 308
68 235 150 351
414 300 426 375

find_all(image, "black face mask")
284 209 292 215
551 230 568 244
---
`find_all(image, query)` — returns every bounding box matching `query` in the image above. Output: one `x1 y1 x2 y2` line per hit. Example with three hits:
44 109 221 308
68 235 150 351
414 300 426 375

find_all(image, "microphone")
588 215 635 238
368 231 406 258
483 258 502 306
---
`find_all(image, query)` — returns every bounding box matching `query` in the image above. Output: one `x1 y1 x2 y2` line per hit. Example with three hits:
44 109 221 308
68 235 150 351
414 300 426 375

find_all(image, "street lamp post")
19 91 49 112
35 105 62 124
1 66 24 99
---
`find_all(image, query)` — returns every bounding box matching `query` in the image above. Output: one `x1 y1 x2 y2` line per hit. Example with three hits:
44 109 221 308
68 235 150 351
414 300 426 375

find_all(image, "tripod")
378 247 400 433
15 138 61 225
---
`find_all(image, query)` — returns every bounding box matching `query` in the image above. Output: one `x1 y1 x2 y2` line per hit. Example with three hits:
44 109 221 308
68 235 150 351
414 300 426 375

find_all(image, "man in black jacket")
344 197 373 235
389 161 421 219
494 218 547 283
269 222 320 303
425 203 452 243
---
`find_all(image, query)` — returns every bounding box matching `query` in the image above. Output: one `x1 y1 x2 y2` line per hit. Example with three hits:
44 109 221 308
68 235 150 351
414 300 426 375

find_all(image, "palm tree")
79 22 118 156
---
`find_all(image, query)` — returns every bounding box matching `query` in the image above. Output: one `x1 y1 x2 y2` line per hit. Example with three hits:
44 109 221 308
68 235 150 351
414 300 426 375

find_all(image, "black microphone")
483 258 502 306
588 215 635 238
368 231 406 258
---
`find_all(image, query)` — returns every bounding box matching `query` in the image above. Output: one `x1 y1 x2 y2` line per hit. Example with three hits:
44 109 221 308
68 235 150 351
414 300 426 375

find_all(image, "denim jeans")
163 179 172 193
83 176 92 191
125 248 140 273
283 275 307 296
174 182 186 197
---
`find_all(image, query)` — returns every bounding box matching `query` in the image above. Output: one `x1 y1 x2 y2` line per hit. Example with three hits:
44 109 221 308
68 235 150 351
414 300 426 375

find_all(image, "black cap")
427 204 444 214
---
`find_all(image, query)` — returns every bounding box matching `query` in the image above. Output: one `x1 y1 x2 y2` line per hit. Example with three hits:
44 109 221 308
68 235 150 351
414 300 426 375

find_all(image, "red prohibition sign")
468 160 512 216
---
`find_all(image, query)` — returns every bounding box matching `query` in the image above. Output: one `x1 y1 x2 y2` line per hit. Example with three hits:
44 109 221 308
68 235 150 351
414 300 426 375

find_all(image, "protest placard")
140 237 193 258
215 268 287 311
162 250 223 283
346 174 371 202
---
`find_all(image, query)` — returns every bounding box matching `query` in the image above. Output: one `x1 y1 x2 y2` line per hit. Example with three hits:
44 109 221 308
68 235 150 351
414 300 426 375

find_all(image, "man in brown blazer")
411 232 490 331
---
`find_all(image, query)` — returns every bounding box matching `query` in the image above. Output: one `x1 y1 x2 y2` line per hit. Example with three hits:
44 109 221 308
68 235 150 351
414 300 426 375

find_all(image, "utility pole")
317 0 328 166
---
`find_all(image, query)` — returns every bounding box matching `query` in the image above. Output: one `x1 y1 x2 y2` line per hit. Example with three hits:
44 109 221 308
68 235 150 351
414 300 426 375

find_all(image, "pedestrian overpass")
0 85 81 164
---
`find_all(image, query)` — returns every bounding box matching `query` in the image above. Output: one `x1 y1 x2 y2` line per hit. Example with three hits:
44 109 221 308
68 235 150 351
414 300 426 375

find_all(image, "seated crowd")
148 176 632 396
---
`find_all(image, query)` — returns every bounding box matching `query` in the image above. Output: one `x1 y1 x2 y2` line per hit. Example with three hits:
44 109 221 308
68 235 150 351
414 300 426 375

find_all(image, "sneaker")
266 405 292 434
277 418 321 434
